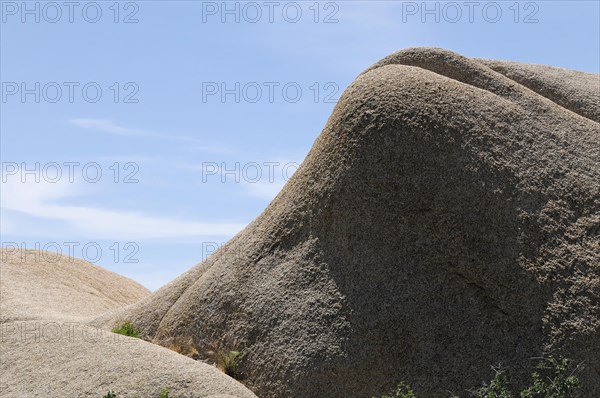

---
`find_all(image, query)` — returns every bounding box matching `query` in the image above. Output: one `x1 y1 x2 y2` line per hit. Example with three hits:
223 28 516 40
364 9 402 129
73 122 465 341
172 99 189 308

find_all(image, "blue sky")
1 0 599 290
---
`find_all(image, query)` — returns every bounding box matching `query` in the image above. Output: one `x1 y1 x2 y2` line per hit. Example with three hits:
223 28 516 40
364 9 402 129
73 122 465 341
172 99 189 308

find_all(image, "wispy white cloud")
0 179 246 241
71 119 135 136
70 118 234 154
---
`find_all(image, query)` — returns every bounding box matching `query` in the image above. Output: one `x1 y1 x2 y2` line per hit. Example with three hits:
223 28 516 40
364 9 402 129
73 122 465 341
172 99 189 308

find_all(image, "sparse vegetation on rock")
111 321 140 338
102 387 173 397
473 368 512 398
162 336 199 359
376 382 416 398
377 357 582 398
520 357 582 398
216 350 245 379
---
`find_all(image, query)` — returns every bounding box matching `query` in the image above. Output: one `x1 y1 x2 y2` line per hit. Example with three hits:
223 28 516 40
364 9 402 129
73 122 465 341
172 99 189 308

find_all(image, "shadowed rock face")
103 48 600 398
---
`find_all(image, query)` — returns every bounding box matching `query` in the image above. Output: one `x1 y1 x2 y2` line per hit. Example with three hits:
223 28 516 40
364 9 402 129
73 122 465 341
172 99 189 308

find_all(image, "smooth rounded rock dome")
0 249 258 398
100 48 600 397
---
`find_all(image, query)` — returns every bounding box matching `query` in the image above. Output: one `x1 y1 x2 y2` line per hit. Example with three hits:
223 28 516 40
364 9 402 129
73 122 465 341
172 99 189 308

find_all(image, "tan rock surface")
476 58 600 122
0 249 258 398
1 249 149 323
1 321 258 398
102 48 600 397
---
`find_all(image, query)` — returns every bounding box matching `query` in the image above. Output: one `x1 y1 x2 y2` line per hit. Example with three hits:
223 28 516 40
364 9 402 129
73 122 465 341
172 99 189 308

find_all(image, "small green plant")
111 321 140 338
473 367 512 398
378 381 416 398
103 391 117 398
376 357 582 398
216 350 245 379
158 387 170 398
520 357 582 398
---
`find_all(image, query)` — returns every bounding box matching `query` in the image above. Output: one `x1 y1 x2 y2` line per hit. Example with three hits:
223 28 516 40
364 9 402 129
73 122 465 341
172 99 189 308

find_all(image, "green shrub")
111 321 140 338
158 387 170 398
520 357 582 398
377 381 416 398
216 350 245 379
473 368 512 398
103 391 117 398
377 357 582 398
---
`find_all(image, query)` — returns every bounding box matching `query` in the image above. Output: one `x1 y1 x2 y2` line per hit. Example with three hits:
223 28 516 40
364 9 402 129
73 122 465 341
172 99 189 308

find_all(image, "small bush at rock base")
216 350 245 379
377 357 582 398
377 381 416 398
111 321 140 338
520 357 582 398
